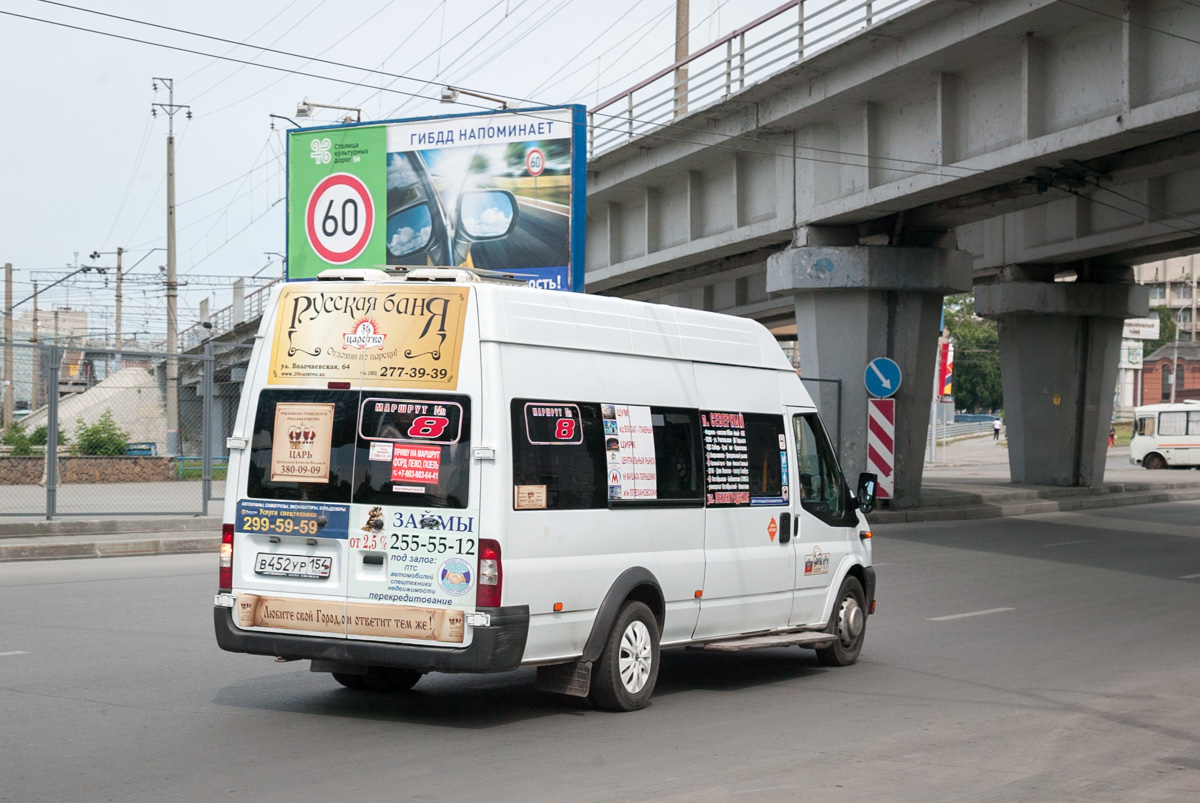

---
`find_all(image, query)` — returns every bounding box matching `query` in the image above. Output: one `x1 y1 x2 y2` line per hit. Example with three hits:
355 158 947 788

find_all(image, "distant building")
1134 256 1200 340
1141 341 1200 404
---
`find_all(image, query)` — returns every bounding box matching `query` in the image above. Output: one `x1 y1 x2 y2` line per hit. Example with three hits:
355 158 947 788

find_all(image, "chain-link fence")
1 341 248 519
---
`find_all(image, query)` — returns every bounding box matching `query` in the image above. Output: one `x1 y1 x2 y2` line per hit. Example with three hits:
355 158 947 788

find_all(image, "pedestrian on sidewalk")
993 418 1001 441
1108 425 1116 448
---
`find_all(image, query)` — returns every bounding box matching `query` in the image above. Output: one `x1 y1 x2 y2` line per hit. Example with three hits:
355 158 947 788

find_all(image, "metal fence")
589 0 922 157
0 341 246 520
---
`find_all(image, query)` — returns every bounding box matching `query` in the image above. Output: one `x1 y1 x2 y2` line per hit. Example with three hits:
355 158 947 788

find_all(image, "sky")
0 0 795 345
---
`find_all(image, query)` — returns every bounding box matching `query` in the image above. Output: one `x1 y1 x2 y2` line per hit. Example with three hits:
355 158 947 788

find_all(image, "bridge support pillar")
768 240 972 508
975 271 1149 486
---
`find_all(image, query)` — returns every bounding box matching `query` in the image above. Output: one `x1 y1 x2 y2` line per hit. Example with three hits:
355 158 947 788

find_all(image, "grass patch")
177 467 228 480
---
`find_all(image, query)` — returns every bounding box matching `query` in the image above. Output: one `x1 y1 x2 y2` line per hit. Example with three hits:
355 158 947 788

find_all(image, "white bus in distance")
1130 400 1200 469
214 267 878 712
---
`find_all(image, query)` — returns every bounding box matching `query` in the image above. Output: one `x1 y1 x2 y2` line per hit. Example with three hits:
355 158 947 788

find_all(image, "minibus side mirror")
856 472 878 514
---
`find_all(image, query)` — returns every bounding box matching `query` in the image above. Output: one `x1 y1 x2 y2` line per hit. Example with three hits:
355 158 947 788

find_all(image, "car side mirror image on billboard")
286 105 586 292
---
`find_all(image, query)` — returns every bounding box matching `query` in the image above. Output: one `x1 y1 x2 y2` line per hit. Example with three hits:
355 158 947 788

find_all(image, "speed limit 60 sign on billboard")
286 105 588 290
305 173 375 264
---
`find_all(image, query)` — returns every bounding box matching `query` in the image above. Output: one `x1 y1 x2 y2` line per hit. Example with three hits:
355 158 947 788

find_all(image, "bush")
72 409 131 456
29 424 68 448
1 422 35 456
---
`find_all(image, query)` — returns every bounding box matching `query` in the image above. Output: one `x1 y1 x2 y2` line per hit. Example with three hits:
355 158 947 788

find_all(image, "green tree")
943 294 1003 412
71 409 130 456
1143 306 1178 355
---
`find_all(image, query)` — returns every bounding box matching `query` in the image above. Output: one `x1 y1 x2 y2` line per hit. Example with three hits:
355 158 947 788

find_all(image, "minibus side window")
701 411 788 507
650 408 703 502
1137 416 1154 437
246 389 358 503
511 399 607 510
1160 412 1186 436
793 413 849 524
1190 411 1200 435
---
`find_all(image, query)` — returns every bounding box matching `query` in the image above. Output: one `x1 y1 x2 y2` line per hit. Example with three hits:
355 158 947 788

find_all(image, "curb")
871 488 1200 524
0 534 220 562
0 516 221 539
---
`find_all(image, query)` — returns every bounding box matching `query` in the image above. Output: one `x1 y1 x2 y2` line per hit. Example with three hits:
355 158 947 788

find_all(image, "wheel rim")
836 595 864 648
618 620 653 694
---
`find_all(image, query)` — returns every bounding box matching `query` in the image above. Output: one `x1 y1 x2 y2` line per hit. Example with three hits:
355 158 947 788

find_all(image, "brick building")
1141 341 1200 404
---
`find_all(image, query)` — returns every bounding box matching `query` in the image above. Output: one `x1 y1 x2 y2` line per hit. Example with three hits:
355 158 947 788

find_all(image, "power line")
526 0 671 98
188 0 330 102
99 113 155 248
18 0 1200 249
180 0 306 82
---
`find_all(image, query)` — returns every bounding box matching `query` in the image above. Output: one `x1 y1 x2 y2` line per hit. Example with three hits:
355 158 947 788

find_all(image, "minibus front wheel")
815 576 867 667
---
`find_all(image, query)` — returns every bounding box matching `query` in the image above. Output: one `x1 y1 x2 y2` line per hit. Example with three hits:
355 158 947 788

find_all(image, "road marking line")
1043 539 1092 547
0 651 29 657
1180 573 1200 580
927 607 1014 622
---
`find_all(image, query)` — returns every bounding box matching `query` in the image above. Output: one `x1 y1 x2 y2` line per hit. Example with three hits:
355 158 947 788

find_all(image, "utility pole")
1171 329 1180 404
153 77 190 456
115 246 124 361
1185 253 1195 340
674 0 689 119
3 262 12 429
30 282 39 411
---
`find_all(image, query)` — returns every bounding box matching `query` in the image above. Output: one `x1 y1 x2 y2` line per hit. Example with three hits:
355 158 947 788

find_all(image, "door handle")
779 512 792 544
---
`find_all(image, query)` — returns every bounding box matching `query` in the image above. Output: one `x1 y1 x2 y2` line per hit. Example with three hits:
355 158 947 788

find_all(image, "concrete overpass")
582 0 1200 505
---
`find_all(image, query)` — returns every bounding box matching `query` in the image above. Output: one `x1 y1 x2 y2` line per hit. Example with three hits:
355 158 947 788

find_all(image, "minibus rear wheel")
815 576 867 667
589 601 660 712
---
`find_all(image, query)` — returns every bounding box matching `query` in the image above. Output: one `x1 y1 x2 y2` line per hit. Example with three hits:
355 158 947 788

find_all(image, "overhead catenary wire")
15 0 1200 277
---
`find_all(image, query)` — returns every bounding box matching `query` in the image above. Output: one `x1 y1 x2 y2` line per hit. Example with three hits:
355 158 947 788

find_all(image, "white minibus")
214 268 878 711
1130 401 1200 469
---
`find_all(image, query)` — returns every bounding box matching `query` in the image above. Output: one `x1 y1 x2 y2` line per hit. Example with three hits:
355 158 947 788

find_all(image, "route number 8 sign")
305 173 375 264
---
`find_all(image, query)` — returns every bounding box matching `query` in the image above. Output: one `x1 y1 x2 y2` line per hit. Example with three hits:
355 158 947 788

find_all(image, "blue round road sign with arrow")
864 357 902 398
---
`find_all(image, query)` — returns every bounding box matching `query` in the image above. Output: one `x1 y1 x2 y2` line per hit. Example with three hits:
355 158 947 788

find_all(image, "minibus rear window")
247 389 471 508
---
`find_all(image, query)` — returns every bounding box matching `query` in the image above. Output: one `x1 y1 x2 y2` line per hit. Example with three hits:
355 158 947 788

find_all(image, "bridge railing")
588 0 921 158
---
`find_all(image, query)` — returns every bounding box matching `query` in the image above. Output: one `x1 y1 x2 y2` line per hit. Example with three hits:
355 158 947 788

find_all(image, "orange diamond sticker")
767 517 778 541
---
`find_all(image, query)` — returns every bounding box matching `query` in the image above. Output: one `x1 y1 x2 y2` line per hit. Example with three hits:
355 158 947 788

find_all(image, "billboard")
286 105 586 291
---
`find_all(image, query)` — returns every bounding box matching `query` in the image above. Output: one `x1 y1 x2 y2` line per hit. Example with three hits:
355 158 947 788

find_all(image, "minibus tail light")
476 539 502 608
219 523 234 592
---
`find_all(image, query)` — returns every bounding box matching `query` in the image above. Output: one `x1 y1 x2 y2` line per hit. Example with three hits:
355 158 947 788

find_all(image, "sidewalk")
1 434 1196 560
870 434 1200 523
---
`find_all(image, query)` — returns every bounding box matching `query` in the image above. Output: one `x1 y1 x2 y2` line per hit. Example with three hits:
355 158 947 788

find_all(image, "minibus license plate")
254 553 332 579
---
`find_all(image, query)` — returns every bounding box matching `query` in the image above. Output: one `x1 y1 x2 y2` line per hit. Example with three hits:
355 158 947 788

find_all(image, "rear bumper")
214 605 529 674
863 566 877 612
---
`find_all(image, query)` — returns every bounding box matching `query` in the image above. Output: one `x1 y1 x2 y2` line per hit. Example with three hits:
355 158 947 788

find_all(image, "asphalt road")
472 200 569 270
2 502 1199 802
